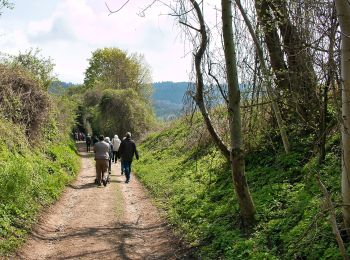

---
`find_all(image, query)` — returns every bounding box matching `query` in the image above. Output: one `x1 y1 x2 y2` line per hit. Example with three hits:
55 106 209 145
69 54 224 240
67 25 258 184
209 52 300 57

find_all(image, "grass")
134 117 344 259
0 118 80 255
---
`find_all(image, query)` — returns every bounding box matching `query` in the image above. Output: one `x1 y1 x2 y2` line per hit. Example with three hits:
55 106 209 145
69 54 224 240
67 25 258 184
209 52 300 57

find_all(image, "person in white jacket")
111 134 121 163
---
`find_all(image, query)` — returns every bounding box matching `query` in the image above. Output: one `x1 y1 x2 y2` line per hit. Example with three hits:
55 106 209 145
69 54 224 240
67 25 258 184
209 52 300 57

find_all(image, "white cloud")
0 0 193 83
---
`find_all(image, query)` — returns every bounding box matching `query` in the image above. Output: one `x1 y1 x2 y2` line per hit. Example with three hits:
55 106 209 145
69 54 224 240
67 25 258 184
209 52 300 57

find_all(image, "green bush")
0 118 80 255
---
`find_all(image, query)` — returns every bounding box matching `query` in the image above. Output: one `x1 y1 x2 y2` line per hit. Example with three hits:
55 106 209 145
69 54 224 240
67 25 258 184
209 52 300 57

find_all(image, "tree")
334 0 350 236
84 47 152 101
235 0 290 154
95 88 154 139
254 0 319 128
82 47 155 138
181 0 256 229
0 0 13 16
221 0 256 229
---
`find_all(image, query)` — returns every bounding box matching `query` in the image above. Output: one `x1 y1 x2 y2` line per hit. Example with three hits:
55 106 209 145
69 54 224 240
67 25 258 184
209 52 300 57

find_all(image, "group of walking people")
88 132 139 186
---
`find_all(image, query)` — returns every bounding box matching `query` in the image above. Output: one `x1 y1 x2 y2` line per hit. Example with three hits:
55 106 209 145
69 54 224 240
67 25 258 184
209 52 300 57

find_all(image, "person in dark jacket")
86 134 92 152
92 135 99 145
118 132 139 183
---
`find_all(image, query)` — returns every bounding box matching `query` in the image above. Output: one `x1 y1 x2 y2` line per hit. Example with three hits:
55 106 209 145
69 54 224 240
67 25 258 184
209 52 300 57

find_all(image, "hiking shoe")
94 179 98 185
102 179 107 186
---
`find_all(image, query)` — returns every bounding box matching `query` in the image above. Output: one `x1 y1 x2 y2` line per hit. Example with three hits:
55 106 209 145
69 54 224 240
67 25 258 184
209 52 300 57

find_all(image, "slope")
134 116 343 259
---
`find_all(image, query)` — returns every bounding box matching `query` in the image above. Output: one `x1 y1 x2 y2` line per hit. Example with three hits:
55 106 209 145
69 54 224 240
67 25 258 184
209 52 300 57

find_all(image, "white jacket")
111 135 121 151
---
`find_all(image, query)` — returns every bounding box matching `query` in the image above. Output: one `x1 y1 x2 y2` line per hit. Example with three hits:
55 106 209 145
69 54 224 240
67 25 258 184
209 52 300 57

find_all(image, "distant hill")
49 81 79 94
50 81 189 120
152 81 190 120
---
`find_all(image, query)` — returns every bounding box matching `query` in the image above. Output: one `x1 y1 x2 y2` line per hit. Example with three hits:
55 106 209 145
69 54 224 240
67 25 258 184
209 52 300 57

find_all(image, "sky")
0 0 194 84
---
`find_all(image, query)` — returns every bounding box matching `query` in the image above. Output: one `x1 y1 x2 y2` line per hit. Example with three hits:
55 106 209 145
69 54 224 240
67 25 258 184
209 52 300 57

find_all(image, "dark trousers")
108 158 112 173
86 143 91 152
112 151 118 162
121 161 132 182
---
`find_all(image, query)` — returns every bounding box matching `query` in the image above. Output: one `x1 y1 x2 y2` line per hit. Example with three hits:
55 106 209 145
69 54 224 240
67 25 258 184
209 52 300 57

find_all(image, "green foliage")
134 116 344 259
93 88 155 139
78 47 156 138
0 55 80 255
0 64 50 138
1 48 56 89
84 47 152 100
0 117 80 255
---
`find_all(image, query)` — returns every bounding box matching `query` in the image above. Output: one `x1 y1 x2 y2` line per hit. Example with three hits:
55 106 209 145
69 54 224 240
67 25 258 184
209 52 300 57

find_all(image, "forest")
1 0 350 259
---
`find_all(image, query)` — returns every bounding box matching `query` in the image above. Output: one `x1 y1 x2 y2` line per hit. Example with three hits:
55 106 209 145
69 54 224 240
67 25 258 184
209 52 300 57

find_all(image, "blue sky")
0 0 193 83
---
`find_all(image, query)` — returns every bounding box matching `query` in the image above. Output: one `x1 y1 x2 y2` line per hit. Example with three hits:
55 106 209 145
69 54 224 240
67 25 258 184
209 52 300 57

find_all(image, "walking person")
104 137 114 175
86 134 92 152
92 135 99 145
111 135 121 163
93 135 110 186
118 132 139 183
120 136 126 175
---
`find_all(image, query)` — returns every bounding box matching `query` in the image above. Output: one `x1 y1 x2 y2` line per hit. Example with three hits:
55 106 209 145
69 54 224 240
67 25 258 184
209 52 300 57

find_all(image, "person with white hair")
111 134 121 163
104 137 113 177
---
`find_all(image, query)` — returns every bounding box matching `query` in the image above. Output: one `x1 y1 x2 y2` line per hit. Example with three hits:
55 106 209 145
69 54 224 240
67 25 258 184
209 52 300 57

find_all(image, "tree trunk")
189 0 231 161
319 5 337 166
255 0 290 95
236 0 290 154
261 0 319 125
221 0 256 229
335 0 350 235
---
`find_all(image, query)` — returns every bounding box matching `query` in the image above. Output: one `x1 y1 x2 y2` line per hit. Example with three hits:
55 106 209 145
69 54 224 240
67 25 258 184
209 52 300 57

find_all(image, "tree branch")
105 0 130 15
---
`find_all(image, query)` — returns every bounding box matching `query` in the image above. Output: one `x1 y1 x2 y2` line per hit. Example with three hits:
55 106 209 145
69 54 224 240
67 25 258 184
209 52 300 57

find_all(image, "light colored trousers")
95 159 109 182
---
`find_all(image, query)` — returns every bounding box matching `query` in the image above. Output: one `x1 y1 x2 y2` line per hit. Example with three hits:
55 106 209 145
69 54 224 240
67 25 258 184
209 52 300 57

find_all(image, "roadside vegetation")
0 51 80 255
71 47 156 139
135 114 342 259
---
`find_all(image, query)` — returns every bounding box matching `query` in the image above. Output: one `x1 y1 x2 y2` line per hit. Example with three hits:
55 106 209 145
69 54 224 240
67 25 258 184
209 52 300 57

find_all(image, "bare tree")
334 0 350 236
221 0 256 228
178 0 256 229
235 0 290 154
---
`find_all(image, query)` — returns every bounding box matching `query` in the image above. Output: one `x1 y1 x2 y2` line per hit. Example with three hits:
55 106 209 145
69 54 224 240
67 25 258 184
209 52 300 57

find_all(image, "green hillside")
134 116 342 259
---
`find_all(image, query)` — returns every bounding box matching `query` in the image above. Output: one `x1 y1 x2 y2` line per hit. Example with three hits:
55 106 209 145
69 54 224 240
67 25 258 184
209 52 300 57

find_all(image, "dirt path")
16 143 189 260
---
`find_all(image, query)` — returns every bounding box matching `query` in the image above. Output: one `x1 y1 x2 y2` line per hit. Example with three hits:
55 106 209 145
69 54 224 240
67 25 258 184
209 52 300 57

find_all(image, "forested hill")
53 81 188 120
152 81 189 120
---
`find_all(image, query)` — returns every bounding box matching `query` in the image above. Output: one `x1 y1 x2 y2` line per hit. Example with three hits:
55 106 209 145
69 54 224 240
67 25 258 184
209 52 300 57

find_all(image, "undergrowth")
0 108 80 255
134 117 344 259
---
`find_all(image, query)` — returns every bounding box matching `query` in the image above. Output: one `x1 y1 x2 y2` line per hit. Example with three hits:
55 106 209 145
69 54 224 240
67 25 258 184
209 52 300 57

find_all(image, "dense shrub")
0 64 50 138
0 62 80 255
94 88 155 139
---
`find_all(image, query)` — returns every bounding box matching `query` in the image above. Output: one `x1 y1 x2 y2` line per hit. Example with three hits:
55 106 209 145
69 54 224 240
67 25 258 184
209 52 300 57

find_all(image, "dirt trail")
16 143 189 260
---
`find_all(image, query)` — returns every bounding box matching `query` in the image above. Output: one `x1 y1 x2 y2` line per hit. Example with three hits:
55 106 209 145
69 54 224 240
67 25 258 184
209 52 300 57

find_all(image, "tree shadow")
24 223 195 260
68 183 96 190
79 152 94 159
